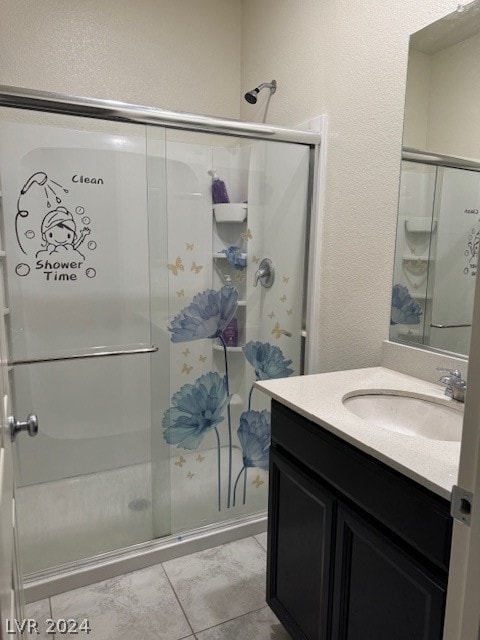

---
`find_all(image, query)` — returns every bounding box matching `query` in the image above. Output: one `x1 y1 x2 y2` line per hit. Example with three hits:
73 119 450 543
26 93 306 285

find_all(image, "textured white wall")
404 50 431 149
0 0 242 118
427 32 480 158
405 33 480 158
241 0 459 373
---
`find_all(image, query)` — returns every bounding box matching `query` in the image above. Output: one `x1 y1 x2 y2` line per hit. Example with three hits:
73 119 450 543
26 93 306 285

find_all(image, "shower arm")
8 345 158 366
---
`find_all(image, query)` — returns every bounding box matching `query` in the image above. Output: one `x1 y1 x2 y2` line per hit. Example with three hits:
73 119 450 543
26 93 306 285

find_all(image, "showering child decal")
37 207 91 260
14 170 98 281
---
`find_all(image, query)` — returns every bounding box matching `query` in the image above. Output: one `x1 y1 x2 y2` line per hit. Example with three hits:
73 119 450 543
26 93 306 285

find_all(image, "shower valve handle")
254 258 275 288
9 413 38 441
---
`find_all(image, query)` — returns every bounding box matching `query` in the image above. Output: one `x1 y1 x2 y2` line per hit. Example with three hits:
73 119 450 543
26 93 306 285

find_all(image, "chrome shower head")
244 80 277 104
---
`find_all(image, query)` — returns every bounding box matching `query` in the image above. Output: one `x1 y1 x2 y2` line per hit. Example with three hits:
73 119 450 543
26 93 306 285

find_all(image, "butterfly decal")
268 311 275 320
182 363 193 375
199 354 207 363
272 322 293 339
186 472 195 480
287 308 293 316
272 322 284 339
191 261 203 274
252 255 260 264
283 276 290 283
186 242 194 251
241 228 253 242
182 348 191 357
175 456 186 467
235 272 247 282
167 257 184 276
252 475 264 488
176 289 185 297
280 294 287 303
196 454 205 463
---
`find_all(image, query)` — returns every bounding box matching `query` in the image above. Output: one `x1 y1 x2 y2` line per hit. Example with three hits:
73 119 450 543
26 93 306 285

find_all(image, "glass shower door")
0 110 170 573
151 128 310 533
427 166 479 354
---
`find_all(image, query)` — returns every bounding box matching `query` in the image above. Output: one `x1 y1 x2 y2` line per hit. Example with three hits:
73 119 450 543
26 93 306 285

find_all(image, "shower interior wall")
0 112 309 574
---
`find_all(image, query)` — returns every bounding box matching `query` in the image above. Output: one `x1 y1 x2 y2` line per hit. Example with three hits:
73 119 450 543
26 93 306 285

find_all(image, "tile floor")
25 533 290 640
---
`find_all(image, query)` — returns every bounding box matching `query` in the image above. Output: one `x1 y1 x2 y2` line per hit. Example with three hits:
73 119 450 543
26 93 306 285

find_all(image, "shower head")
244 80 277 104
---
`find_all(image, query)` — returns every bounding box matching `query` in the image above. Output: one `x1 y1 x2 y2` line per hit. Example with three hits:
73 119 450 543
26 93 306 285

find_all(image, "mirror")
390 2 480 357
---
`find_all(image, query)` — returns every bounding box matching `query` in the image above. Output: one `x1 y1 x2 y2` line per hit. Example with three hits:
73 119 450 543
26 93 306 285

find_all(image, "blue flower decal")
222 246 247 270
163 372 230 450
391 284 422 325
243 341 294 380
237 410 271 470
169 286 238 342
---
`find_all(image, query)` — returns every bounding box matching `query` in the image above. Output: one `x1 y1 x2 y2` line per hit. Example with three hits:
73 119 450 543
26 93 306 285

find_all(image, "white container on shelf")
213 203 247 223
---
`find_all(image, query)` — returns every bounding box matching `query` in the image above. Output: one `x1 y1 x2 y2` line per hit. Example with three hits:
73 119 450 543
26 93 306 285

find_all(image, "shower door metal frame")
0 85 321 145
0 84 324 600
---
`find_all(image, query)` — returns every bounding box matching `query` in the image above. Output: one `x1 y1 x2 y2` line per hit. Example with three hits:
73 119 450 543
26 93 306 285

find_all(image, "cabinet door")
331 505 446 640
267 448 335 640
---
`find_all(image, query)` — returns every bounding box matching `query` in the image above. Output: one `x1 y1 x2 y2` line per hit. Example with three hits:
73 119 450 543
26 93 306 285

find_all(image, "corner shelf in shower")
402 254 433 262
405 217 437 233
213 203 247 223
212 343 244 352
411 293 432 301
213 251 248 260
230 393 243 405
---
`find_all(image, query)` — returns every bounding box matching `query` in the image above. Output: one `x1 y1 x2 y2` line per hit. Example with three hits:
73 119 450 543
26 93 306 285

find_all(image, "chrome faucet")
437 368 467 402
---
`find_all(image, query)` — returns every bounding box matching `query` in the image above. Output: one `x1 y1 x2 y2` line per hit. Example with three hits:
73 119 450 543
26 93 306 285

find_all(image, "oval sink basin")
343 393 463 442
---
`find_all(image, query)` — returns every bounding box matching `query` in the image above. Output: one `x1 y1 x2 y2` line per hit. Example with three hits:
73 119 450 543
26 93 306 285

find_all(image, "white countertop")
256 366 461 500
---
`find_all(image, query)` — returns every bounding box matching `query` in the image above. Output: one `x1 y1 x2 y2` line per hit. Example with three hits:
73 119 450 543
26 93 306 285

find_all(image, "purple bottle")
222 317 238 347
208 169 230 204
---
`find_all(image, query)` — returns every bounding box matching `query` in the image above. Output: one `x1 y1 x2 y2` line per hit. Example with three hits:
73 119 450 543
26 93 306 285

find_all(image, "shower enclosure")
391 149 480 356
0 87 320 597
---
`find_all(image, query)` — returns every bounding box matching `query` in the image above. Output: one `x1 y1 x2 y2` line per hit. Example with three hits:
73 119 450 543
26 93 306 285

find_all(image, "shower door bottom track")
24 511 267 603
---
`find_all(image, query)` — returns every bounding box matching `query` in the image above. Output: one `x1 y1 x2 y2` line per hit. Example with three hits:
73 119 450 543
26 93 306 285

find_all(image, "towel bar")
8 345 158 366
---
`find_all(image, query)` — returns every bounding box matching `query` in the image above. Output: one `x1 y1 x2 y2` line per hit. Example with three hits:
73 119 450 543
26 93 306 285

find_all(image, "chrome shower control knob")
9 413 39 441
254 258 275 288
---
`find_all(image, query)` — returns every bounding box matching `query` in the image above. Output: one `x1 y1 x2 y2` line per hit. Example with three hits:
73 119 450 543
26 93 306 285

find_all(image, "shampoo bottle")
208 169 230 204
221 317 238 347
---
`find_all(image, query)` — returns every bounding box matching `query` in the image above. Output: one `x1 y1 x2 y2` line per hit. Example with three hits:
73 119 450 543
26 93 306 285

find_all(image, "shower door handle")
9 413 38 441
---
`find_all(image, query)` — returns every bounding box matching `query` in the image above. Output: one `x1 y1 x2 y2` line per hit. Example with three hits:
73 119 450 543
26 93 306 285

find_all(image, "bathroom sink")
342 393 463 442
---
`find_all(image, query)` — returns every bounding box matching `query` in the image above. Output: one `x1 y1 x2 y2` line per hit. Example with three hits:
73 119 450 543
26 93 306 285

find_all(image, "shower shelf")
212 343 244 353
402 254 433 262
213 203 247 223
0 250 5 258
213 252 247 260
230 393 243 405
411 293 432 300
405 217 437 233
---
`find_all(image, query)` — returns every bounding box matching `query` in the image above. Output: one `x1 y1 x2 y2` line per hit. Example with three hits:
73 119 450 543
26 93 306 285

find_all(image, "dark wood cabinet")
268 448 335 640
331 505 446 640
267 401 452 640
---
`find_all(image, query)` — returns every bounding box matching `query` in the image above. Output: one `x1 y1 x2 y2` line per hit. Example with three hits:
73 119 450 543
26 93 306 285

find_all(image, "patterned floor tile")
163 537 267 632
51 564 191 640
25 599 55 639
196 607 291 639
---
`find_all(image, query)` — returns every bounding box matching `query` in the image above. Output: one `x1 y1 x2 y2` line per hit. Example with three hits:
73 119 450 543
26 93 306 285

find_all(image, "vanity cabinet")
267 401 452 640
